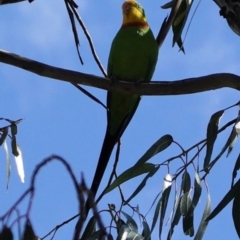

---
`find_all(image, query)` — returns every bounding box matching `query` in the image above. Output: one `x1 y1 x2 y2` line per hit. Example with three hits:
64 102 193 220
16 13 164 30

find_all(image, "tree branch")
0 49 240 95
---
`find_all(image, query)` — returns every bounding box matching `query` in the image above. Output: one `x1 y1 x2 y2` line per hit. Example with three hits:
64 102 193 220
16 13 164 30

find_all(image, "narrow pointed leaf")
85 230 105 240
151 197 162 232
194 192 211 240
206 126 238 171
0 127 8 146
159 181 172 238
14 146 25 183
161 0 174 9
206 179 240 221
105 163 156 194
187 172 202 216
121 211 138 232
107 233 114 240
176 37 185 53
125 166 160 204
181 171 191 194
232 188 240 238
135 135 173 167
142 221 151 240
172 0 193 50
232 154 240 187
236 121 240 134
159 174 172 237
117 219 126 234
80 216 96 240
180 192 192 216
22 221 37 240
226 129 238 157
183 214 194 236
127 231 144 240
167 196 182 240
3 141 11 189
203 110 224 168
11 135 19 156
117 225 131 240
10 124 17 136
0 226 13 240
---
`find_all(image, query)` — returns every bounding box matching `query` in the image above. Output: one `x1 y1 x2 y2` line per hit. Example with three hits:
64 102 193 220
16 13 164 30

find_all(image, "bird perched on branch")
87 0 159 214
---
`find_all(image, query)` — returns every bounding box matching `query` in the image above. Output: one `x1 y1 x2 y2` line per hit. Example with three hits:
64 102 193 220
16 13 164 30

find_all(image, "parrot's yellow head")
122 0 148 26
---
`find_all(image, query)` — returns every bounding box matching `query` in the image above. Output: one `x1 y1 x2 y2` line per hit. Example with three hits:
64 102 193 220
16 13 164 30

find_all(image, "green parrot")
87 0 158 211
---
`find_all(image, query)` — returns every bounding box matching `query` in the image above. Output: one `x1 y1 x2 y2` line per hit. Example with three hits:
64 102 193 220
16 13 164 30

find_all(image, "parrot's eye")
134 2 141 9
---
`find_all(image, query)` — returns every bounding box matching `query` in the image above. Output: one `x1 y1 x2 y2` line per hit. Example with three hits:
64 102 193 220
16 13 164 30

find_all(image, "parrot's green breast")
107 25 158 136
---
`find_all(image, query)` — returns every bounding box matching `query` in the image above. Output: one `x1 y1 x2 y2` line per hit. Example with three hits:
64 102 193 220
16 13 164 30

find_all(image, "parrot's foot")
109 76 118 86
136 78 145 83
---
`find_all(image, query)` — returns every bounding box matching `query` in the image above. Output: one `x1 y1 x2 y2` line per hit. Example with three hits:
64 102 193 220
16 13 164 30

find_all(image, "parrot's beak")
122 2 132 16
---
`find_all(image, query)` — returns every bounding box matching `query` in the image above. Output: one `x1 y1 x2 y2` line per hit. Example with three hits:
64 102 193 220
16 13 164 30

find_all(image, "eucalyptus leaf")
105 163 156 194
194 192 211 240
232 154 240 187
167 195 182 240
203 110 224 168
0 127 8 146
0 226 13 240
135 135 173 167
80 216 96 240
207 179 240 221
232 188 240 238
121 211 138 232
125 166 160 204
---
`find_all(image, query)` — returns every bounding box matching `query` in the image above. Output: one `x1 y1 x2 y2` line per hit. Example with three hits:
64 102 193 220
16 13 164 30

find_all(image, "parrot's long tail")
85 130 116 216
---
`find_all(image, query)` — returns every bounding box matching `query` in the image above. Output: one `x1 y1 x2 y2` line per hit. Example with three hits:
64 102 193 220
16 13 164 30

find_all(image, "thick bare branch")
0 49 240 95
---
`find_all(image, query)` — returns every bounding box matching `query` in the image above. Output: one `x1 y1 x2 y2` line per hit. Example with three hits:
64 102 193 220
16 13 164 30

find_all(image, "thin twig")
69 2 107 77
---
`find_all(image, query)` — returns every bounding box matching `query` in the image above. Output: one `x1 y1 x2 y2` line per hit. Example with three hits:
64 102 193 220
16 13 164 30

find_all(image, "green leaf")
206 179 240 221
142 221 151 240
117 225 131 240
161 0 174 9
187 172 202 216
232 188 240 238
85 230 105 240
121 211 138 232
80 216 96 240
183 214 194 236
206 126 238 171
167 196 182 240
117 219 126 234
14 146 25 183
22 220 38 240
3 141 11 189
181 171 191 194
194 191 211 240
104 163 156 194
0 127 8 146
232 154 240 187
11 135 19 156
126 231 144 240
226 128 238 157
0 226 13 240
135 135 173 167
107 233 114 240
10 124 17 136
172 0 193 51
151 197 162 232
159 174 172 238
125 166 160 204
203 110 224 168
180 192 192 217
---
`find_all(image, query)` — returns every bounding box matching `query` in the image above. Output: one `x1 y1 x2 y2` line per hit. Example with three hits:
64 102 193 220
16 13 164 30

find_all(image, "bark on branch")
0 49 240 95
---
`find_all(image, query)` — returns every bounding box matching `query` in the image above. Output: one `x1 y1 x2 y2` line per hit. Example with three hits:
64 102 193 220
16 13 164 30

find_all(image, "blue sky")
0 0 240 239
